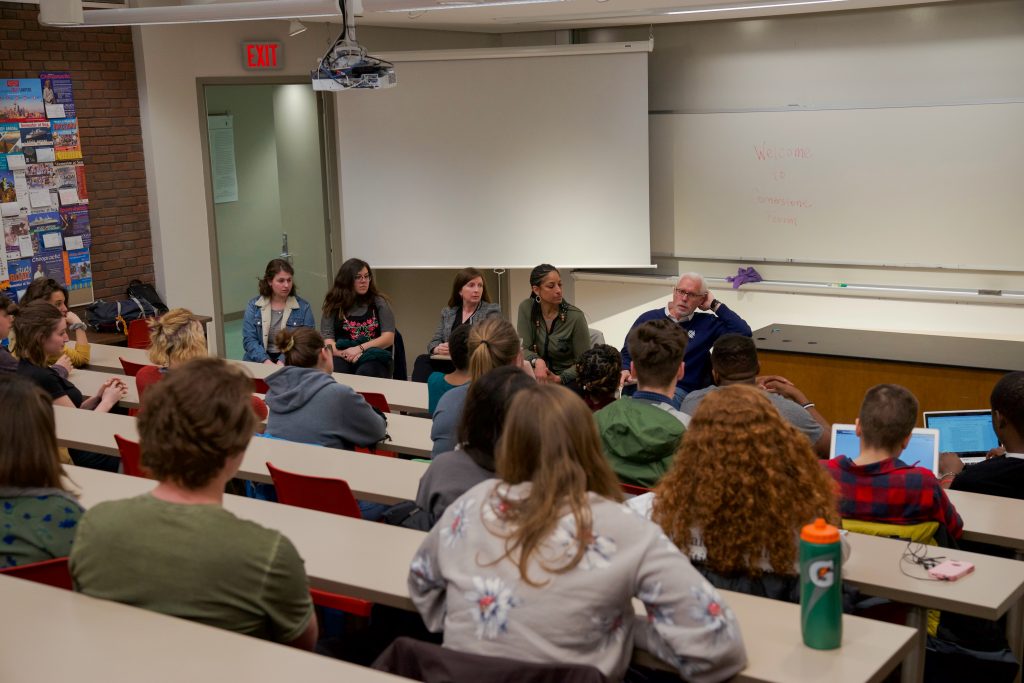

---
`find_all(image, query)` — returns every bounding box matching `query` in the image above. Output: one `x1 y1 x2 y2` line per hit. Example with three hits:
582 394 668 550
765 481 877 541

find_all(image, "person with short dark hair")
242 258 315 365
264 326 387 451
412 267 502 382
0 294 17 374
824 384 963 540
0 374 84 567
940 372 1024 500
427 323 470 416
575 344 621 412
595 319 689 487
620 272 751 395
321 258 396 378
70 358 318 649
680 334 830 456
516 264 591 385
416 365 534 525
19 277 89 367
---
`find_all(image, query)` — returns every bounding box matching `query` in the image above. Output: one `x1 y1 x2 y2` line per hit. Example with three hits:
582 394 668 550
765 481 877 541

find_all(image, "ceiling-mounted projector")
312 0 396 91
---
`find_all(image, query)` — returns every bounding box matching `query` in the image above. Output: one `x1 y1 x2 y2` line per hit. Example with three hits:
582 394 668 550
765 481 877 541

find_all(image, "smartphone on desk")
928 560 975 581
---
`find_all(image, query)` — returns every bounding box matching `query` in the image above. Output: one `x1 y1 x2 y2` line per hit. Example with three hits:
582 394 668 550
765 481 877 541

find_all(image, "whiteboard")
335 51 651 269
652 103 1024 270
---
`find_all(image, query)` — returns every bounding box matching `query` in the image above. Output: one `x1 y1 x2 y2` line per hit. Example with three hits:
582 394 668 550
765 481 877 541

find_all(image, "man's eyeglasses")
674 289 704 300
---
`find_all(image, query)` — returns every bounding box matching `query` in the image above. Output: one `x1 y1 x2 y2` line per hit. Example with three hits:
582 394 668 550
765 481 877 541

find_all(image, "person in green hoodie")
595 319 689 488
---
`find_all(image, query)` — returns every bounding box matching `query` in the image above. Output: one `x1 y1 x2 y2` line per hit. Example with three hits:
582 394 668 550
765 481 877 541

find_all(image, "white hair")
677 272 706 293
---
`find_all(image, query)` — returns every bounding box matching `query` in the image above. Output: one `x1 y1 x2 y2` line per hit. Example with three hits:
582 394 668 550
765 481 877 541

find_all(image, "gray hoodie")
264 365 387 451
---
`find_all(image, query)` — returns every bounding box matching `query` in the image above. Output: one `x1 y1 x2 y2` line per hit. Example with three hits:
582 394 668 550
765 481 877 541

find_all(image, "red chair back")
266 462 362 519
620 483 652 497
359 392 391 413
252 377 270 395
114 434 150 479
0 557 73 590
118 357 151 377
126 318 152 350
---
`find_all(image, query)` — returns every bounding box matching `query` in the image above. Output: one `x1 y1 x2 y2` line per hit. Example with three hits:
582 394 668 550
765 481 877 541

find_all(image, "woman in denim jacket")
242 259 315 364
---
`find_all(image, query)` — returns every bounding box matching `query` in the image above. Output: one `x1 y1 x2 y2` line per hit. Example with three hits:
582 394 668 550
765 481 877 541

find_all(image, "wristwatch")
68 322 87 332
529 358 538 369
709 299 721 312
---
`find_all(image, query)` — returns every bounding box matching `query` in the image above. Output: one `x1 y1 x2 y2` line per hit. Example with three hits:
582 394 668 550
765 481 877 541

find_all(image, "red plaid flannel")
823 456 963 539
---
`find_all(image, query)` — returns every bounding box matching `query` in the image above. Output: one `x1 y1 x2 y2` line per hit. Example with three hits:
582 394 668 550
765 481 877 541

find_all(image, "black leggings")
333 357 392 379
410 354 455 383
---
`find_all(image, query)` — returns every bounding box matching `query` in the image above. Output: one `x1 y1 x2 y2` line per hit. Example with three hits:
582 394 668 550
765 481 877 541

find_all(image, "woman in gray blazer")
411 267 502 382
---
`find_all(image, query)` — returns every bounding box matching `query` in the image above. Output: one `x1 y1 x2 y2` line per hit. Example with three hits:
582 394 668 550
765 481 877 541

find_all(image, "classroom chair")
126 319 152 350
113 434 150 479
620 483 651 497
0 557 73 590
118 357 151 377
252 377 270 395
356 392 396 458
265 462 372 617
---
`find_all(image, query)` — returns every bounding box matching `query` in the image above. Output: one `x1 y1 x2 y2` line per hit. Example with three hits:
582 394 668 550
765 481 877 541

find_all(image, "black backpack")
126 279 168 315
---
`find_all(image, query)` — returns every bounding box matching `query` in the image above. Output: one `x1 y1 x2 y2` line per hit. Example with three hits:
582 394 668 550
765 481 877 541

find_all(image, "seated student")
635 385 844 603
321 259 396 378
416 366 533 526
18 277 90 367
680 334 829 456
0 374 84 567
242 259 316 365
14 302 126 471
137 308 268 419
940 371 1024 500
824 384 963 541
408 384 747 682
516 264 592 385
70 358 318 649
595 319 690 488
413 267 502 383
574 344 621 412
264 327 387 451
427 324 470 416
430 317 530 456
0 295 17 374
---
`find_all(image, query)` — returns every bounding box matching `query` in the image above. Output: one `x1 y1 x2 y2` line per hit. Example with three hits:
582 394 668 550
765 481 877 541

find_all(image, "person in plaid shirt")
824 384 963 540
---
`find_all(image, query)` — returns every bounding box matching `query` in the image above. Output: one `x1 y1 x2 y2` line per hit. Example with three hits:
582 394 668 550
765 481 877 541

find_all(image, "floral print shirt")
1 489 84 568
408 480 747 682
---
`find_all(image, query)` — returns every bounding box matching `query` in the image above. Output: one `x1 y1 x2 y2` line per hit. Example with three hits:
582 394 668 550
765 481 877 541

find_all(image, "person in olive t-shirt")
70 358 317 649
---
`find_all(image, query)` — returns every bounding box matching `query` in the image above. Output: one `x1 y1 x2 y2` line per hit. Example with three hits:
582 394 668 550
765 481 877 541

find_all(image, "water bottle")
799 517 842 649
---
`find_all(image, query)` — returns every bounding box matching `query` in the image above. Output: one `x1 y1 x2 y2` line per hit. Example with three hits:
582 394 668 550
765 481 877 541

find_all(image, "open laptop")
923 410 999 465
829 424 941 476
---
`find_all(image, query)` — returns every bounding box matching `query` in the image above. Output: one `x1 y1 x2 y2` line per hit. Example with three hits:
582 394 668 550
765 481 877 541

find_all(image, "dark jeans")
69 447 121 473
410 354 455 383
333 357 392 379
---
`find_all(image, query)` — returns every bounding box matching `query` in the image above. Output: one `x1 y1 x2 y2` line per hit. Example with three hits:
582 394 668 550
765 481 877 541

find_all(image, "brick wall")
0 1 153 303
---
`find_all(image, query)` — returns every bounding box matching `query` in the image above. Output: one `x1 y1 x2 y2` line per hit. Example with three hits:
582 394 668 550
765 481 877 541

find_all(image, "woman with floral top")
321 258 396 378
407 384 747 682
0 374 84 567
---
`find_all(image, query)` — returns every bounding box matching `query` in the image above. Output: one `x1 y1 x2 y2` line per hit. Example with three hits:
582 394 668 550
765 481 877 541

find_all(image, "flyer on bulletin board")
0 80 46 123
52 118 82 161
40 73 76 119
67 248 91 290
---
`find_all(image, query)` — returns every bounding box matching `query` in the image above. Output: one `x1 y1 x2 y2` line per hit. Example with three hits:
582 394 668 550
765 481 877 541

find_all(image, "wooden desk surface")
0 574 410 683
66 371 432 457
947 489 1024 551
55 406 428 504
753 324 1024 372
86 344 429 413
63 465 916 683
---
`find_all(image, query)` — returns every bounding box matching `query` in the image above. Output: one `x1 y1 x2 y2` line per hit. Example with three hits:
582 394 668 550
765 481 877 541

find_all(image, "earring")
533 294 541 303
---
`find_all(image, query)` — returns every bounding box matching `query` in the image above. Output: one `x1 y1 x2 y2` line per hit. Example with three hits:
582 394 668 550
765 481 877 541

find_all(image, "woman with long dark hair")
321 258 396 378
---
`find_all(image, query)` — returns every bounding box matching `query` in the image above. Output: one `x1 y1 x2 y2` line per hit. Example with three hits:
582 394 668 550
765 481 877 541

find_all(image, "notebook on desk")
923 410 999 464
829 424 941 476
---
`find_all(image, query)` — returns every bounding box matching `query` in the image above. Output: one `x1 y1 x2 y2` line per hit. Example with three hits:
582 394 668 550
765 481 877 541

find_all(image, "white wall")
133 20 497 352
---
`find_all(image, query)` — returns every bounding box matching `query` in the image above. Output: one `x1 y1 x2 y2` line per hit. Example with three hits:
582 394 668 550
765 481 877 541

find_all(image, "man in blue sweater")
619 272 751 395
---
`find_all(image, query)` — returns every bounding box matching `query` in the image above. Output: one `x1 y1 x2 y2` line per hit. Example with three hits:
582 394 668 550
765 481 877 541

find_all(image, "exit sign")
243 41 283 70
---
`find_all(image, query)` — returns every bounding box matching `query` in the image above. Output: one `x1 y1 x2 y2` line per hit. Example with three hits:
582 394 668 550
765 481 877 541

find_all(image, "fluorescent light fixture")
664 0 847 14
374 0 565 13
45 0 341 28
288 19 308 35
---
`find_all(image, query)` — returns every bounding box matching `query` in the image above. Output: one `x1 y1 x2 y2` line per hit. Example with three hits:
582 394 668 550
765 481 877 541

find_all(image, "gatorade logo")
809 559 835 588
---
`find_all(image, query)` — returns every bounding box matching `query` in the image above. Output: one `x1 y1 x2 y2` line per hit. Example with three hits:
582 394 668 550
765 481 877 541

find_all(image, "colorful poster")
32 228 64 256
54 161 85 205
0 170 15 203
4 211 30 258
28 210 61 233
0 80 46 123
60 206 91 249
19 121 52 148
67 248 91 290
23 146 55 163
0 123 20 154
7 257 32 299
40 73 76 119
30 249 67 286
52 118 82 161
25 163 55 191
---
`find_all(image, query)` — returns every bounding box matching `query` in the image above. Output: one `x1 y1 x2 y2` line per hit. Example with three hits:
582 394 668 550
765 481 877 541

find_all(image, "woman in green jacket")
516 264 591 385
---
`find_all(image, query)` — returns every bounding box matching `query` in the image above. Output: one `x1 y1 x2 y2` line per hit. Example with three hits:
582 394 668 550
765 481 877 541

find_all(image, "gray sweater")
426 302 502 354
429 383 469 456
415 449 494 525
264 365 387 450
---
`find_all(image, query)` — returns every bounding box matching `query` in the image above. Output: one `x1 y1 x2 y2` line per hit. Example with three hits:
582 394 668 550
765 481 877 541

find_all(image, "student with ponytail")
264 327 387 451
429 317 532 456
